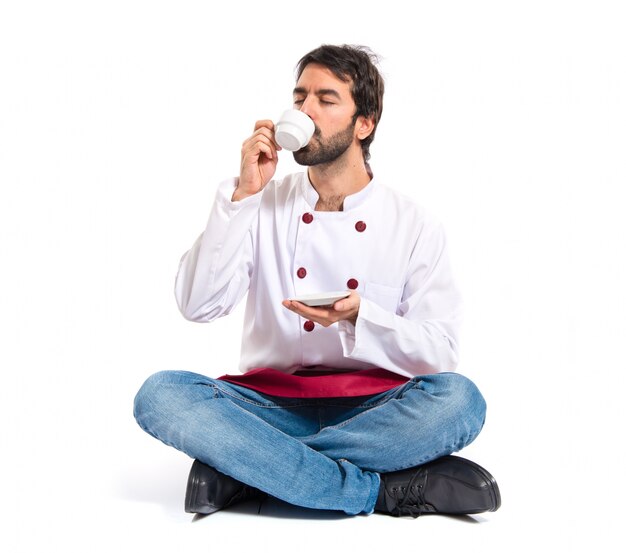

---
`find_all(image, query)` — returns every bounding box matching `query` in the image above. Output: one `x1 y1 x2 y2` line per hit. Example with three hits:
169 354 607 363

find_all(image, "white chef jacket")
175 172 462 379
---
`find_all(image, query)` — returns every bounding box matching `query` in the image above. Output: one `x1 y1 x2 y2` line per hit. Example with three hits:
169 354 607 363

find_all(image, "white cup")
275 109 315 151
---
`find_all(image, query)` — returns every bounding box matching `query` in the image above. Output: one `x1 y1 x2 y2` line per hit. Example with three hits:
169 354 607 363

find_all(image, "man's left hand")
282 291 361 327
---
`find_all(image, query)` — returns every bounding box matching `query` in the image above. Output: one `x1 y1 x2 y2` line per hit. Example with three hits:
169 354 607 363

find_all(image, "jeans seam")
215 385 331 409
329 395 401 430
328 380 426 431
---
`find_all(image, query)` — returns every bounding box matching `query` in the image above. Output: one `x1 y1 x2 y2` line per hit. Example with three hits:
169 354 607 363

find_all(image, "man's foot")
184 459 266 515
375 455 501 518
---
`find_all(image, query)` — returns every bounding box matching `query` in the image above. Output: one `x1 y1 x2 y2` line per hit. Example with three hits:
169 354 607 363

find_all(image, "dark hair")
295 44 384 167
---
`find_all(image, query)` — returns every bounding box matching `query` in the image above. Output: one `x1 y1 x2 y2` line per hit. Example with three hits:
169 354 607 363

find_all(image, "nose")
298 97 315 120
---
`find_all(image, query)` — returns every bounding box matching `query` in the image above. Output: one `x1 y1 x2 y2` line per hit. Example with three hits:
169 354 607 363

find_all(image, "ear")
355 115 375 140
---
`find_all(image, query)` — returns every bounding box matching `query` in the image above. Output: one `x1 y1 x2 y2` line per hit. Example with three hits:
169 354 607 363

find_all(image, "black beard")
293 120 356 166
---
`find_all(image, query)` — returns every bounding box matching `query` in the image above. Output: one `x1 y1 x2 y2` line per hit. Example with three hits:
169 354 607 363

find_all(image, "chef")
134 44 500 519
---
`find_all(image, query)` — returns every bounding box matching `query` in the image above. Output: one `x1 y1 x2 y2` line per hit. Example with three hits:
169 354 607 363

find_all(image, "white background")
1 1 624 551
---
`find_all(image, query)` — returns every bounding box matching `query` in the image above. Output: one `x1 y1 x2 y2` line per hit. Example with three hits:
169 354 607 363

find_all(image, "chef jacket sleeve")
174 178 262 322
337 219 462 377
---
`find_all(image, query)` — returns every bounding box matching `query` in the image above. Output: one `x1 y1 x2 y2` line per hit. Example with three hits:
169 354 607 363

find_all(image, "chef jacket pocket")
363 282 403 313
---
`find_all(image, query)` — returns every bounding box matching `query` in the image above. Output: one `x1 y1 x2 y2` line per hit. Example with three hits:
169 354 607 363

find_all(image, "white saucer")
289 291 350 307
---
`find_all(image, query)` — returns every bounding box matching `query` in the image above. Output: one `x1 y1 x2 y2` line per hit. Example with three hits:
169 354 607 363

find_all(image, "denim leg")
133 370 379 515
301 372 487 473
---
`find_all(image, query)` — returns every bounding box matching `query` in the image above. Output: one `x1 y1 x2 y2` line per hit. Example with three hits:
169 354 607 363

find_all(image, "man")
134 44 501 518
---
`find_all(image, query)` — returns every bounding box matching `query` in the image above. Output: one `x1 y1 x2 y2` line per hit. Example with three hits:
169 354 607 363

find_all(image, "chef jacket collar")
302 170 376 211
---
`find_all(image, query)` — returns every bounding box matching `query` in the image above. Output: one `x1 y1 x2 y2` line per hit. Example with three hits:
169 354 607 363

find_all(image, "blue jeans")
133 371 486 516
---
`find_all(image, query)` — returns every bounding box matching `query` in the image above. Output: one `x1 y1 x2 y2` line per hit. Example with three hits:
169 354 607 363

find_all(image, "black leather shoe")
375 455 501 517
184 460 266 515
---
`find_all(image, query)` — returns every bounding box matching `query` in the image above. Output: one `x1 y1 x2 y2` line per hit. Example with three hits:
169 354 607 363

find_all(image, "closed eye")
293 99 334 106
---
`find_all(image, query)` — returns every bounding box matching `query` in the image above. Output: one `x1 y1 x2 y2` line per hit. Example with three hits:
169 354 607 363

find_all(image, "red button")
347 278 359 290
355 221 367 232
297 267 307 279
304 320 315 332
302 213 314 224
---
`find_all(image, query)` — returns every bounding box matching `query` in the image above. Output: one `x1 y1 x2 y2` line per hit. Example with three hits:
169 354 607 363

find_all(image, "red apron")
218 367 410 398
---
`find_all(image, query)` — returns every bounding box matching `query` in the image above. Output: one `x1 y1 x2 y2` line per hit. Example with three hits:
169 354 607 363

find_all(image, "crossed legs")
133 370 486 515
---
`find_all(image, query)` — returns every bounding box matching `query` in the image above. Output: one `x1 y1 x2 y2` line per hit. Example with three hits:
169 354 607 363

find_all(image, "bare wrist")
232 182 253 202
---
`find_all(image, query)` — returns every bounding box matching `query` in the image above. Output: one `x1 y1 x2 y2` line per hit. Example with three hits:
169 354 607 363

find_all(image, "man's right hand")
233 120 282 202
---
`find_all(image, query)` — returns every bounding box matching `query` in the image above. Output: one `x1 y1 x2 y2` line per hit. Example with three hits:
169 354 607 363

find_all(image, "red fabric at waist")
217 367 410 398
